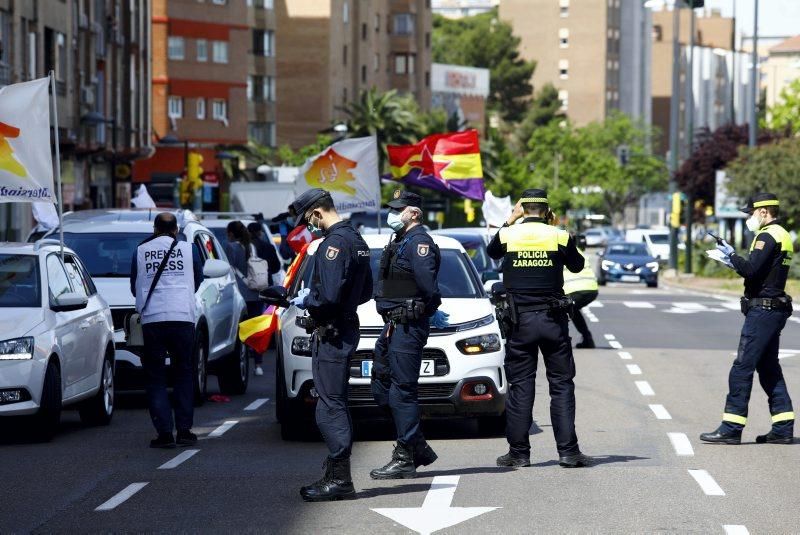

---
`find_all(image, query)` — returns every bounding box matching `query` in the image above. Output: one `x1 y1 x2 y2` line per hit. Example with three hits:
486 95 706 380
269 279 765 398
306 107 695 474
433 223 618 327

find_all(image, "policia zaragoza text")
512 250 554 268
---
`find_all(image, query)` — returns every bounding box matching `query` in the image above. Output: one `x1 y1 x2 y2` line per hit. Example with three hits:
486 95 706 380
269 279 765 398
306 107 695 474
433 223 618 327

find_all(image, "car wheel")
598 276 607 286
193 334 208 406
477 413 506 437
79 353 114 426
218 334 249 395
31 359 62 441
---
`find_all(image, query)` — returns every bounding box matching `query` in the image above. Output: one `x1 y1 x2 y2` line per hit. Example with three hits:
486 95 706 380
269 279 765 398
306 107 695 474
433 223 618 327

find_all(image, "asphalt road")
1 282 798 534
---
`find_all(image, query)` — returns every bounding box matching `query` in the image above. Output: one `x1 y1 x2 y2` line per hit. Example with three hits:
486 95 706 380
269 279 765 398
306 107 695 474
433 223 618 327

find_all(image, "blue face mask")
306 213 324 237
387 211 404 232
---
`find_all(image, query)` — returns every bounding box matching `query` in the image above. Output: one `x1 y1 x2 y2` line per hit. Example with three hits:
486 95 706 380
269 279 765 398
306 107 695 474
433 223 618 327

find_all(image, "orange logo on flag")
0 122 27 178
304 148 357 196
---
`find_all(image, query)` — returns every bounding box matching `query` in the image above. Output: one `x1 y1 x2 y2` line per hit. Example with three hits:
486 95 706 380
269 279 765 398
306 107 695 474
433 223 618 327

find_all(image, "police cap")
386 189 422 210
290 188 332 225
519 188 548 205
739 192 779 214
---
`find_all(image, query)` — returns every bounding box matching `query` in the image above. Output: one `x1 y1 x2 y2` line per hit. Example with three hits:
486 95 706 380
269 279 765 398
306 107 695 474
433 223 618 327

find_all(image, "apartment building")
247 0 278 147
764 35 800 117
500 0 650 126
0 0 151 240
276 0 432 149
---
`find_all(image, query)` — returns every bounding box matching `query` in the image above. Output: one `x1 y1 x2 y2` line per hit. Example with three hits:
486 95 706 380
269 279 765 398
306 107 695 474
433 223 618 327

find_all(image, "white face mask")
745 213 763 233
387 211 404 232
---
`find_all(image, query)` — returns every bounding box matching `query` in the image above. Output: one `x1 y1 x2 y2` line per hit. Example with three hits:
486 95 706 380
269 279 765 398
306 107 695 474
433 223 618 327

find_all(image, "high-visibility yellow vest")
563 250 598 294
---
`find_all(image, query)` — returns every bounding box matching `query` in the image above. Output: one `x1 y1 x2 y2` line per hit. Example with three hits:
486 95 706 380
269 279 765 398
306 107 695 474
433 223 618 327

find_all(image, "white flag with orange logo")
295 135 380 214
0 78 55 203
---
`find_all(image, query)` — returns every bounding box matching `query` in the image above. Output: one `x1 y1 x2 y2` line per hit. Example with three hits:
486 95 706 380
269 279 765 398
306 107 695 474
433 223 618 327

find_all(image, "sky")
705 0 800 39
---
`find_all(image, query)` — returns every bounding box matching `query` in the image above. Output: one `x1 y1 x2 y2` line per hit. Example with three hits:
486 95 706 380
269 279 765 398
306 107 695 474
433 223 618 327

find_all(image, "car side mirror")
203 258 230 279
481 270 500 283
260 285 290 308
52 292 89 312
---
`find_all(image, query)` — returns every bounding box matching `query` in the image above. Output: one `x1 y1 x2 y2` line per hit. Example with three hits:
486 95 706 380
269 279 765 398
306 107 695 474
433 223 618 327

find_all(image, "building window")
196 39 208 62
425 32 431 49
212 99 227 120
343 1 349 24
249 75 276 102
56 33 66 82
196 98 206 119
247 76 253 101
558 89 568 111
168 96 183 118
559 28 569 48
343 45 348 66
253 30 275 56
374 53 379 72
212 41 228 63
211 0 227 5
559 59 569 80
425 71 430 88
375 13 380 32
393 14 414 35
168 36 185 60
343 86 348 104
559 0 569 17
361 65 367 83
249 122 276 147
362 23 367 40
394 54 415 74
653 25 663 42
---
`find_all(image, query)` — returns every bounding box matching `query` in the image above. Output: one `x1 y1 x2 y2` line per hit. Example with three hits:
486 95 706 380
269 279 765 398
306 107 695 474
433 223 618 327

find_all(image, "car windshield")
0 254 40 307
607 243 649 256
209 227 229 249
299 248 482 298
63 232 150 277
441 235 491 272
648 234 669 244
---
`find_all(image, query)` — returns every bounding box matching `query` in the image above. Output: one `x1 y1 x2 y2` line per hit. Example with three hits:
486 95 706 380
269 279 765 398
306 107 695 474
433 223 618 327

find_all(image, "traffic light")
187 152 204 192
670 192 682 228
179 178 192 207
464 199 475 223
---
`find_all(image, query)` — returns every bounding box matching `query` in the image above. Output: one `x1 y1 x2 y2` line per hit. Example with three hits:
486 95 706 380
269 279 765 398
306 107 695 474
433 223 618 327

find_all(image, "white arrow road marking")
95 482 149 511
724 525 750 535
688 469 725 496
667 433 694 456
371 475 498 535
244 398 270 411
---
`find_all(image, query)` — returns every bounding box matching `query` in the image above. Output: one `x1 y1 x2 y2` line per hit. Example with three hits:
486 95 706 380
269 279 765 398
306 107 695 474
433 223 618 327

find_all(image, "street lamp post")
749 0 759 147
667 0 681 271
684 7 696 274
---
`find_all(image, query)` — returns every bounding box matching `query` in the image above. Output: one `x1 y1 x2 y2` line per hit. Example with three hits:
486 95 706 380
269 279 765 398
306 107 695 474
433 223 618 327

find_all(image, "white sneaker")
254 366 264 377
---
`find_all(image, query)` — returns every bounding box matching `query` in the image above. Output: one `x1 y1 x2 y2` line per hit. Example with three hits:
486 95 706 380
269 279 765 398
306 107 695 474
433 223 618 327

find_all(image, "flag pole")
49 71 64 259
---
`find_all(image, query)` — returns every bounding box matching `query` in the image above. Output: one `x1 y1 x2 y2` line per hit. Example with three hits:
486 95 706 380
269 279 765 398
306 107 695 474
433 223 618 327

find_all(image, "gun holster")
296 314 340 339
490 287 517 339
385 299 425 324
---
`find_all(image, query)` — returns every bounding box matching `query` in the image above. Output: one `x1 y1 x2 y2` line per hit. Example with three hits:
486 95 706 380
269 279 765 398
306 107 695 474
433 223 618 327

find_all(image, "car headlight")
0 337 34 360
456 334 501 355
291 336 312 357
601 260 616 271
646 261 659 272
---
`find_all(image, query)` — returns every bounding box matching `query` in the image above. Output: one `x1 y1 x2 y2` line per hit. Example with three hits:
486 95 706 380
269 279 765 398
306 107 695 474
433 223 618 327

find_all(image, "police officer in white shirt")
130 213 203 448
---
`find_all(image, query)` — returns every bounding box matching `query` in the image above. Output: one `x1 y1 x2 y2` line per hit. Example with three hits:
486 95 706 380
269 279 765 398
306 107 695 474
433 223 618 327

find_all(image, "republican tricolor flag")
385 129 485 201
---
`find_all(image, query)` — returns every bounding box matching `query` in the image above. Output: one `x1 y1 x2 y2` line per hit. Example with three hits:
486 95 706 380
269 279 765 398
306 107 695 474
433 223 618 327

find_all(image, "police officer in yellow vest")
487 189 593 468
564 235 599 349
701 193 795 445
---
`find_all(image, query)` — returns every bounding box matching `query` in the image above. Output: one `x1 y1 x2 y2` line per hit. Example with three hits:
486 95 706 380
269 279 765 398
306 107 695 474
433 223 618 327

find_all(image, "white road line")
158 449 200 470
609 340 623 349
624 301 655 309
667 433 694 456
649 404 672 420
688 469 725 496
95 482 149 511
244 398 269 411
618 351 633 360
626 364 642 375
672 302 706 309
635 381 655 396
604 334 616 340
586 301 604 308
723 525 750 535
208 420 239 438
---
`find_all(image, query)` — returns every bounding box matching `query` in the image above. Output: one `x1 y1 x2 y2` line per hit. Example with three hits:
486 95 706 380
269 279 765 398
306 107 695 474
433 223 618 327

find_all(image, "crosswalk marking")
624 301 655 309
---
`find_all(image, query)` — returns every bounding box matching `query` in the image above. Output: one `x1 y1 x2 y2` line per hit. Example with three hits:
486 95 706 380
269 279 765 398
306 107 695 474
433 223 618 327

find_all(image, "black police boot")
755 431 794 444
414 441 438 468
559 452 594 468
149 432 176 449
300 458 356 502
496 451 531 467
699 427 742 445
576 337 596 349
370 443 416 479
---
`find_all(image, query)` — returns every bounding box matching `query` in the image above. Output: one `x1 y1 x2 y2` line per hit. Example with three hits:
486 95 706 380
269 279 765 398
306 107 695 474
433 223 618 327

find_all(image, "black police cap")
739 192 779 214
520 188 548 205
385 189 422 210
290 188 332 225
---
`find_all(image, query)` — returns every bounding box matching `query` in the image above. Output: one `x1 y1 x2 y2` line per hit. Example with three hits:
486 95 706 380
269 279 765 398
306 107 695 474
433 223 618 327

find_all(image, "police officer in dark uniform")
371 190 444 479
701 193 795 445
290 188 373 501
487 189 592 468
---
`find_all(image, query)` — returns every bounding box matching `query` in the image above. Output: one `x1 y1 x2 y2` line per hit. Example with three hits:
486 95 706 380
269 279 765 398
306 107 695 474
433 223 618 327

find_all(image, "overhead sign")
0 78 55 203
431 63 490 98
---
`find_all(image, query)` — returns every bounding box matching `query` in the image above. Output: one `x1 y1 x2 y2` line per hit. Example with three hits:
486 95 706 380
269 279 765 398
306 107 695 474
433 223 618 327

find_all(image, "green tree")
433 10 535 122
763 78 800 135
726 138 800 228
513 83 565 152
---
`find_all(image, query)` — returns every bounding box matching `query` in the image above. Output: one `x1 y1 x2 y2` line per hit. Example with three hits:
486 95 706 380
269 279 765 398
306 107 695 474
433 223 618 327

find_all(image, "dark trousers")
142 321 196 435
246 301 265 365
504 310 580 456
569 290 598 341
312 323 360 460
371 318 430 448
720 307 794 436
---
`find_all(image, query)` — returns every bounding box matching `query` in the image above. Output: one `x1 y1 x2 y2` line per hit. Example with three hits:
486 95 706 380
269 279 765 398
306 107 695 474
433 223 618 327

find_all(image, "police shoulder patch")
326 246 340 260
755 241 766 250
417 243 430 257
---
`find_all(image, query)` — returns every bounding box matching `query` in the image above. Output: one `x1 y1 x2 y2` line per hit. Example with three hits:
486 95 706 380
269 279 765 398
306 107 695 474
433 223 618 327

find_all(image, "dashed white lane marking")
649 404 672 420
789 317 800 324
624 301 655 309
667 433 694 456
618 351 633 360
626 364 642 375
244 398 270 411
158 449 200 470
688 469 725 496
635 381 655 396
95 482 149 511
609 340 623 349
604 334 616 340
208 420 239 438
723 525 750 535
586 301 604 308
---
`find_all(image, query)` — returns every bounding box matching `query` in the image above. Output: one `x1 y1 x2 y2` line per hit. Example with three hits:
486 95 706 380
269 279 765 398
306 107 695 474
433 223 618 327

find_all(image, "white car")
625 228 671 261
52 210 249 401
273 234 507 439
0 241 115 439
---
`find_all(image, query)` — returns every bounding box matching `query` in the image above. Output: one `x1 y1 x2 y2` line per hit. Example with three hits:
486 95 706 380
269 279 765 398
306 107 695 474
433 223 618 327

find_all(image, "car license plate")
361 359 436 377
621 275 640 283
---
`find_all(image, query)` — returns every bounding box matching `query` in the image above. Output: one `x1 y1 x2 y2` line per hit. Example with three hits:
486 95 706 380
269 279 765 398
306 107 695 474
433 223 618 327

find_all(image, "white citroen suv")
0 241 115 439
273 233 507 439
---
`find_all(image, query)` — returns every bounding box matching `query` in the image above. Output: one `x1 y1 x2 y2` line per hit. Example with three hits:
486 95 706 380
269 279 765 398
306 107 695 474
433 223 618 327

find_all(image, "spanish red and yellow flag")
386 129 484 201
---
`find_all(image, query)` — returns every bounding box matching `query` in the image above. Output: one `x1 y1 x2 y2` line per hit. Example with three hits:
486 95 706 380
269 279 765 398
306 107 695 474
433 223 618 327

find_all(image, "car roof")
59 209 205 235
0 241 76 255
305 233 466 255
198 218 254 228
